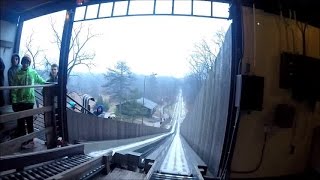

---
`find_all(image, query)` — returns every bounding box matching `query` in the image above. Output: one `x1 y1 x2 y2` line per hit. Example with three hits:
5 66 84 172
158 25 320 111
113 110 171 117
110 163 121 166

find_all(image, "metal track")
0 154 93 179
150 172 198 180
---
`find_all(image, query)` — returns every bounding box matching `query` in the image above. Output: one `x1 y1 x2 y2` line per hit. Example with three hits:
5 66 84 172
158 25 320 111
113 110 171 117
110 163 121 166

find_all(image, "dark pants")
12 103 34 137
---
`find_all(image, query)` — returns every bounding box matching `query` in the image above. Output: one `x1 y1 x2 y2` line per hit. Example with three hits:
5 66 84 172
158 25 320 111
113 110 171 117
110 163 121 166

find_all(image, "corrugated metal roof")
136 98 157 110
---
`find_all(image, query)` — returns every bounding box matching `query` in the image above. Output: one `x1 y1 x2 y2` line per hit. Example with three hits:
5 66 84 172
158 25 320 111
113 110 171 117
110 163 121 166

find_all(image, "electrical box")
235 75 264 111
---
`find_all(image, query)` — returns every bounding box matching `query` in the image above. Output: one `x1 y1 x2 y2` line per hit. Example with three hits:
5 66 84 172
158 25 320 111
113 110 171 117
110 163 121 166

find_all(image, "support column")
58 9 75 142
13 16 24 53
43 86 57 148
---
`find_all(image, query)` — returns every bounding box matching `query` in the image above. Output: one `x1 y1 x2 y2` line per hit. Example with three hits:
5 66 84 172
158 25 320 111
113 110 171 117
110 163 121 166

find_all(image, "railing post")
43 86 57 148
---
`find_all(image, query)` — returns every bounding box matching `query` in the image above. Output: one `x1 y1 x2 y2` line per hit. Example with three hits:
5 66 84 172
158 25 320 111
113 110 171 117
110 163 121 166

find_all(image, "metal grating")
0 154 93 179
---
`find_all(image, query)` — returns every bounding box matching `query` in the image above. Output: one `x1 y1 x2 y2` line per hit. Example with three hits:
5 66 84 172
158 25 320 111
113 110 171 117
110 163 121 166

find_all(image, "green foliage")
95 95 109 112
103 61 134 113
129 88 141 100
117 101 145 117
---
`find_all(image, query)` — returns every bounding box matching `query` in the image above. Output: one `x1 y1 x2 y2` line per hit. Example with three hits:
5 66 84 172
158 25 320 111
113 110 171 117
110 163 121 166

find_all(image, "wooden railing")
0 84 58 156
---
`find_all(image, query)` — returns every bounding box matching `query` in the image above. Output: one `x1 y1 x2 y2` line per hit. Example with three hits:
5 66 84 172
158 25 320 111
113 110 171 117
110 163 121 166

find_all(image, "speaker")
235 75 264 111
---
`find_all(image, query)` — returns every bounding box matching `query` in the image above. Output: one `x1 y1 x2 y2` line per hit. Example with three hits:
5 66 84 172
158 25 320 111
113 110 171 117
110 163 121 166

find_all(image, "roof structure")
1 0 319 28
136 98 158 110
115 98 157 110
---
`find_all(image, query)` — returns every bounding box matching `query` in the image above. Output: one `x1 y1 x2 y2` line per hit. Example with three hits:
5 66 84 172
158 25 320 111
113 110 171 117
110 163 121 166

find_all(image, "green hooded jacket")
11 68 46 104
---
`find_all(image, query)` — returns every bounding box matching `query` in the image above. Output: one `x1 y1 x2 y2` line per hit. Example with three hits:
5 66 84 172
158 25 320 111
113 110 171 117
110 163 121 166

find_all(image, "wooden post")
43 86 57 148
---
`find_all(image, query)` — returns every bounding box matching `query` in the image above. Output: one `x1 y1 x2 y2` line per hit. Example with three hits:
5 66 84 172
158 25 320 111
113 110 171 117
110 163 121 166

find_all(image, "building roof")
115 98 158 110
136 98 157 110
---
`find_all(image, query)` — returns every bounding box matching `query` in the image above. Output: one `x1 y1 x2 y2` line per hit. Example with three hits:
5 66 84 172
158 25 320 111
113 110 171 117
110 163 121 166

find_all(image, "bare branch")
49 20 100 80
49 16 62 50
25 29 46 69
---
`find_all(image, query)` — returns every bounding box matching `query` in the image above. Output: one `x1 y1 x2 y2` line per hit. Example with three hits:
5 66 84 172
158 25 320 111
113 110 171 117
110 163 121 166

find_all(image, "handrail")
0 83 57 90
67 94 93 115
0 127 53 156
0 106 53 123
35 89 44 96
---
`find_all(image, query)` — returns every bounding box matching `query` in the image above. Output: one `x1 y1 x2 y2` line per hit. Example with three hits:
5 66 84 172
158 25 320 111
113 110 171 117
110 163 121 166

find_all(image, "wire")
237 3 245 75
252 3 256 74
231 132 268 174
319 28 320 57
296 18 308 56
220 107 241 177
219 2 245 178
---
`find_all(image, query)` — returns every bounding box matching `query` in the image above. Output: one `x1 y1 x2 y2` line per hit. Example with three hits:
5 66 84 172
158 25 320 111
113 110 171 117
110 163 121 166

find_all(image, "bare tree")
42 55 53 74
185 28 226 106
189 39 216 85
50 17 99 80
214 28 226 50
24 30 45 69
189 29 226 84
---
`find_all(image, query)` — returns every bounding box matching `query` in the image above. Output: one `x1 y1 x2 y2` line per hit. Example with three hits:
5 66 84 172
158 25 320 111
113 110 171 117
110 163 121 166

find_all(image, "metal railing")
0 84 57 156
66 94 93 115
34 90 47 141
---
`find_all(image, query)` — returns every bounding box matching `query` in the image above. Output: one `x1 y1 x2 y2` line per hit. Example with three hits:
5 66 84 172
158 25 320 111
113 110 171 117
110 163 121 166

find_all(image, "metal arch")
13 0 231 149
73 0 230 22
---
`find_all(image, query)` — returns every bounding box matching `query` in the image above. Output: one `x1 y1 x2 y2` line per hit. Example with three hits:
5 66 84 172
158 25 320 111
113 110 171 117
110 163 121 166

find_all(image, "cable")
220 107 241 177
231 132 267 174
219 1 245 177
319 28 320 57
252 3 256 74
296 16 308 56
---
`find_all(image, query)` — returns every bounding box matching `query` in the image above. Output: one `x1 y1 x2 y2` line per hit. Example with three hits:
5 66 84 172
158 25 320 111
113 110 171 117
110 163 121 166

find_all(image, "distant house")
116 98 158 117
136 98 157 117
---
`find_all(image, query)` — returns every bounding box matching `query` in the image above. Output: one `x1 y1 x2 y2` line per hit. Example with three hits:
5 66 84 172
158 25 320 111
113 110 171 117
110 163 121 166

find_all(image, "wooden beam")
43 87 57 148
0 144 84 172
0 127 52 157
0 40 14 48
0 106 53 123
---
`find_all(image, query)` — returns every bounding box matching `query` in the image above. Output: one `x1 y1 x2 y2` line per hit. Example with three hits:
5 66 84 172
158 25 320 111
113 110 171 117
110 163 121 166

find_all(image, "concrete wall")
67 109 170 142
0 20 17 104
180 27 232 175
231 7 320 178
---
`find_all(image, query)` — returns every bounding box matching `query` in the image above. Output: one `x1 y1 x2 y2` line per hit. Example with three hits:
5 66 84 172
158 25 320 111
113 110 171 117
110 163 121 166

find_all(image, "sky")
20 1 231 78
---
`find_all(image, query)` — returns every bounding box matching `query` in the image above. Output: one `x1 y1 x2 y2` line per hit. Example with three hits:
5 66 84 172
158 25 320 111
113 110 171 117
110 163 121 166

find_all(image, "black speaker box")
235 75 264 111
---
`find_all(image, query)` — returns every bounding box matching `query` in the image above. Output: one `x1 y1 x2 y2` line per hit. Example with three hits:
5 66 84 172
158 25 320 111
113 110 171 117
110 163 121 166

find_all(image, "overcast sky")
20 1 231 78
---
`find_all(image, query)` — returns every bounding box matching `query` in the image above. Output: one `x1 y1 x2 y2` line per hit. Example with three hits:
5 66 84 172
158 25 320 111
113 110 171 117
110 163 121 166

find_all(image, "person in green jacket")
11 55 46 138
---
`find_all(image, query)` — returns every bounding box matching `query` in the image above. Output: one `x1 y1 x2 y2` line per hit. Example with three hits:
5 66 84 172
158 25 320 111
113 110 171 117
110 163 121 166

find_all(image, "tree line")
182 28 226 109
